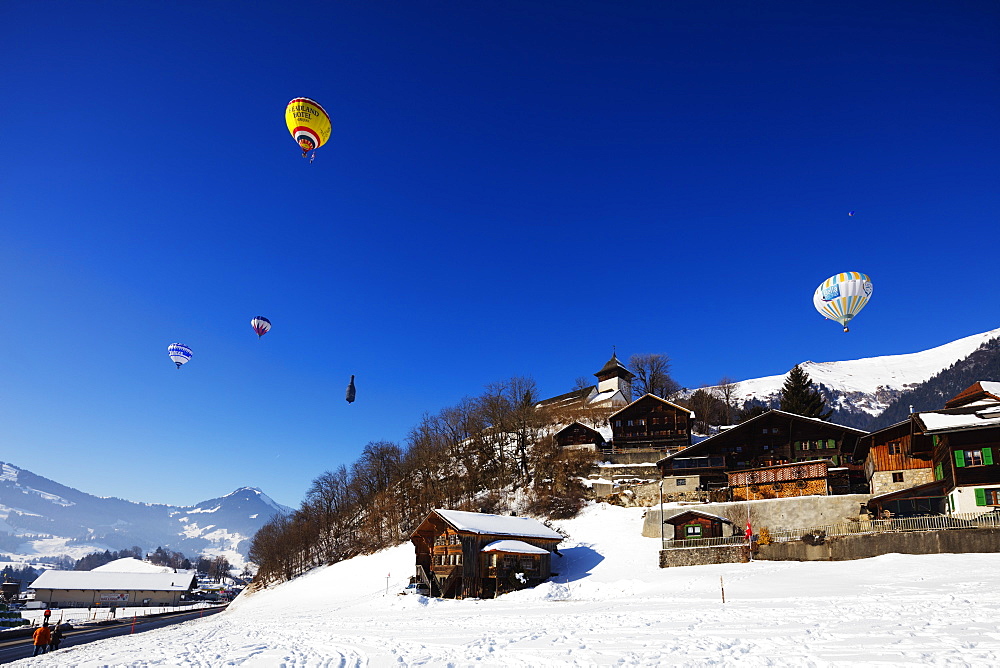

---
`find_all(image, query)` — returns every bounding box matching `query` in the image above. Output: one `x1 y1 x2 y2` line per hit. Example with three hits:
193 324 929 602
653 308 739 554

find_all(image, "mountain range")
710 326 1000 430
0 462 291 567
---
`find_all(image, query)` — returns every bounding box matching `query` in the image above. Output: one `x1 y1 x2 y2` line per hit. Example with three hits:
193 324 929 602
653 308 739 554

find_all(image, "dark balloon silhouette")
346 375 356 404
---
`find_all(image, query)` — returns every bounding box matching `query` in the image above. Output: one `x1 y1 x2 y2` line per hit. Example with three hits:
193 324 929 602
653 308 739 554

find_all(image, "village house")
855 419 934 496
409 509 562 599
607 394 694 455
655 410 869 493
553 421 608 451
865 382 1000 517
913 381 1000 514
662 510 734 542
28 570 196 608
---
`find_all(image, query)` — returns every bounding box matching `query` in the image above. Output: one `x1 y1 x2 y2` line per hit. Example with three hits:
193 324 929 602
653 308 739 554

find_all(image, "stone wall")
642 494 873 538
870 468 935 496
757 527 1000 561
659 545 750 568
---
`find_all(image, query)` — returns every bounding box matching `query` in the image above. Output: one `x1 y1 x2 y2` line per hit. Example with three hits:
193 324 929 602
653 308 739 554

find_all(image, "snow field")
12 503 1000 666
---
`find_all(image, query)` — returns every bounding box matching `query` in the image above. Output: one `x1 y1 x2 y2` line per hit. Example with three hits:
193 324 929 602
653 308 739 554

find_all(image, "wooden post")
720 576 725 604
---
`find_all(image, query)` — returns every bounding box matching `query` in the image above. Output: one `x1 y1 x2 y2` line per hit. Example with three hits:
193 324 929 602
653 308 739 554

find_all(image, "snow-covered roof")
93 558 174 574
434 510 562 541
31 570 196 592
917 410 1000 434
982 382 1000 396
481 540 550 554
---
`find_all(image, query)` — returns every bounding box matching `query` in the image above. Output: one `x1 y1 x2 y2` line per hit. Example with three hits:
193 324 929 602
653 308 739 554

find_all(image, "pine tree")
779 365 832 420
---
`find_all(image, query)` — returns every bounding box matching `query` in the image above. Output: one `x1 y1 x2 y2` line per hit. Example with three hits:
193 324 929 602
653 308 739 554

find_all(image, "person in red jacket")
32 623 52 656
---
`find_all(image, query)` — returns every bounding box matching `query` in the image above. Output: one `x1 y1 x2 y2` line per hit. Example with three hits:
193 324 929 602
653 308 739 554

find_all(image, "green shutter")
935 464 943 481
955 450 966 468
984 447 994 465
933 435 939 447
794 441 800 451
948 494 954 511
975 488 987 506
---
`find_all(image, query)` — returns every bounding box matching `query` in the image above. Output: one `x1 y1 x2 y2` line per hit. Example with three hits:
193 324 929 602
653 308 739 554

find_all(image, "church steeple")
594 351 635 400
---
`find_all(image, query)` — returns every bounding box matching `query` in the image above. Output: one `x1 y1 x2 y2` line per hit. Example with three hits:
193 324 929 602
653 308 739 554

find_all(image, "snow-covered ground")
12 503 1000 666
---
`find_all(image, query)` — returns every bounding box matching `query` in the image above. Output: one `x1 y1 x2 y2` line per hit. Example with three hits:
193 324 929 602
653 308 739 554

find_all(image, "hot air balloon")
848 211 856 217
346 375 356 404
285 97 331 160
251 316 271 338
813 272 873 332
168 343 193 369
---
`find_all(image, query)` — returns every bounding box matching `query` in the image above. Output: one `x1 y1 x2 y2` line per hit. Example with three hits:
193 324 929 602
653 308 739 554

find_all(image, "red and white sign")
99 593 129 603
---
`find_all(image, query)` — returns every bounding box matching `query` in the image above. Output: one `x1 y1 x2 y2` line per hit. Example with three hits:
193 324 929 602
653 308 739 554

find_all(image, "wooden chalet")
663 510 733 541
728 460 848 500
855 419 934 496
608 394 694 455
656 410 869 493
554 421 607 451
911 381 1000 514
409 509 562 599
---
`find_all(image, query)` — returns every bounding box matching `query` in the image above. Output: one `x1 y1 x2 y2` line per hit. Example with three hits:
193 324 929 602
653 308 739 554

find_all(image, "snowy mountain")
699 326 1000 429
0 462 291 566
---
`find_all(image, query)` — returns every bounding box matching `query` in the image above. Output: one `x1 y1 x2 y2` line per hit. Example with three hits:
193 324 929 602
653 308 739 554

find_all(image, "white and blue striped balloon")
167 343 193 369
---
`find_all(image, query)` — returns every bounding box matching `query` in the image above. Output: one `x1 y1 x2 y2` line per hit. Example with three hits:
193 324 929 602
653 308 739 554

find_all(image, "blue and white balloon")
168 343 193 369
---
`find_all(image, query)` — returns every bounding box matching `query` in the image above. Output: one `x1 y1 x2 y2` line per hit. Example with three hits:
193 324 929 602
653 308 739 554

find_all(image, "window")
958 449 988 467
802 441 810 450
615 420 622 427
762 428 768 434
627 420 633 427
888 442 902 455
983 488 1000 505
826 439 836 449
685 525 703 538
676 478 687 486
772 428 779 434
638 419 645 426
892 472 904 483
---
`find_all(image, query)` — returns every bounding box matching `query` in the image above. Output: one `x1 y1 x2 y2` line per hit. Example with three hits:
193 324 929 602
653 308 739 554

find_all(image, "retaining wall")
757 527 1000 561
642 494 873 538
659 545 750 568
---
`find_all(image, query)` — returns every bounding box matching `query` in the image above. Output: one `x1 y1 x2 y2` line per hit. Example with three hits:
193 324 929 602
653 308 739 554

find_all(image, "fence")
662 511 1000 550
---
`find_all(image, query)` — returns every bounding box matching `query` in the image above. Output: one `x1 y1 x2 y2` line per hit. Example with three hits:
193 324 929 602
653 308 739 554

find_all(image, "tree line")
249 376 599 587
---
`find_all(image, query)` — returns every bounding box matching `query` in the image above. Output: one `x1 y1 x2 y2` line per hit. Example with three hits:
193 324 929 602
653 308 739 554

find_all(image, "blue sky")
2 1 998 508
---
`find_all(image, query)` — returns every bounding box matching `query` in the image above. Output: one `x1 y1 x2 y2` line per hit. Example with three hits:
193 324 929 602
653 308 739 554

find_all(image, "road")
0 605 227 664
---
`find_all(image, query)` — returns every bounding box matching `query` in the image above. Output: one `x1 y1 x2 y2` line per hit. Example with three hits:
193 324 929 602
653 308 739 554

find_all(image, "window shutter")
975 488 987 506
984 447 994 466
955 450 966 468
933 435 939 447
934 464 943 481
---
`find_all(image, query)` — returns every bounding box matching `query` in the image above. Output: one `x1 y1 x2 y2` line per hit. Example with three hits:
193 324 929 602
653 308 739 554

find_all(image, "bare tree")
629 353 680 399
714 376 741 426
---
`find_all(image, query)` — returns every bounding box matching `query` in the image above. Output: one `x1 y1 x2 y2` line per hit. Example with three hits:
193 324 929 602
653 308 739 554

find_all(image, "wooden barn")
554 421 607 451
409 509 562 599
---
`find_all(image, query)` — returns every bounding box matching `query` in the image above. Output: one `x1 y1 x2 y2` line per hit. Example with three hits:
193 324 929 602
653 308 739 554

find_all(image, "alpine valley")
0 462 291 568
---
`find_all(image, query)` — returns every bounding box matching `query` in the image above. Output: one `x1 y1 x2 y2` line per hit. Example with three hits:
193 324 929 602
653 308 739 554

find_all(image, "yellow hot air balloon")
285 97 332 158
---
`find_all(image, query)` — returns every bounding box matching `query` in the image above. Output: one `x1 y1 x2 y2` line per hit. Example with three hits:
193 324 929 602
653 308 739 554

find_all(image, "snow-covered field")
13 503 1000 666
